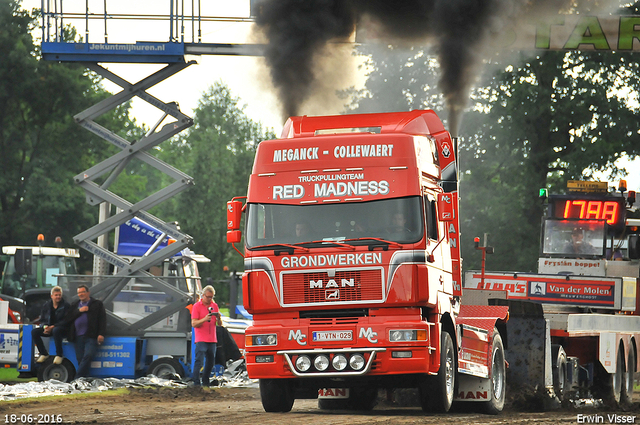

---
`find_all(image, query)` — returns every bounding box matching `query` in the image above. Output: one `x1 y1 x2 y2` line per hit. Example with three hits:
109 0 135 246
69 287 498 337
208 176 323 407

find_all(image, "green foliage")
347 43 640 274
157 82 275 303
0 2 143 272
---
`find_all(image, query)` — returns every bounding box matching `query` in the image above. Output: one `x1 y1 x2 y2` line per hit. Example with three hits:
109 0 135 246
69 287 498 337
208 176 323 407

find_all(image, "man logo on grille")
326 289 339 300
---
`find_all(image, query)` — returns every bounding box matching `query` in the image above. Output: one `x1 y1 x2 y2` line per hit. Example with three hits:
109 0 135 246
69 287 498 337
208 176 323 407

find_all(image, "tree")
157 82 276 303
460 49 640 272
0 1 143 272
347 40 640 273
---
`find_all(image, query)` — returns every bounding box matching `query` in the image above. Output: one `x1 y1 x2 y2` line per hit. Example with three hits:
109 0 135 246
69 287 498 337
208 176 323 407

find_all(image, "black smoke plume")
253 0 595 134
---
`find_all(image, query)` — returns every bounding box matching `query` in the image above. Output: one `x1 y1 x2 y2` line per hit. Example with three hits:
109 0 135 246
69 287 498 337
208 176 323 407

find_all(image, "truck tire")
419 331 455 413
147 357 185 379
259 378 294 412
37 357 76 383
551 344 568 401
483 329 506 415
621 346 636 405
610 345 625 405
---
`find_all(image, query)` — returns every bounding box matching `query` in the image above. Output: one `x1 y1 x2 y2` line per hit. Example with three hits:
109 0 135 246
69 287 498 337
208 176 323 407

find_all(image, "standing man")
62 285 107 378
33 286 70 365
191 285 222 386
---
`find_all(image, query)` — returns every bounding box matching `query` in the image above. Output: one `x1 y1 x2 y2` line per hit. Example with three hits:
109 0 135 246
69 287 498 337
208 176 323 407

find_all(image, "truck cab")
227 110 508 414
1 242 80 323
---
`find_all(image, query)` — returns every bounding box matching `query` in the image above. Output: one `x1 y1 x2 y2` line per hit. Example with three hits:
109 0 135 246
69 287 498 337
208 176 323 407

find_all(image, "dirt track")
1 386 639 425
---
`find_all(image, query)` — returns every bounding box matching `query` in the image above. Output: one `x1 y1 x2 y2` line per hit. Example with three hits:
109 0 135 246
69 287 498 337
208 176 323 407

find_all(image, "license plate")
312 330 353 342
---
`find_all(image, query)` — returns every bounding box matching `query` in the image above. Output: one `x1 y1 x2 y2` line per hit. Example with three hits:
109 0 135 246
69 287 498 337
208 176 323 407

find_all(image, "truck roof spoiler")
281 110 448 139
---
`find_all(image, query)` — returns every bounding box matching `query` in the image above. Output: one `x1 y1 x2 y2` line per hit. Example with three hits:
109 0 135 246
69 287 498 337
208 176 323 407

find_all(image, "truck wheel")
37 357 76 383
259 379 294 412
621 346 636 405
483 329 506 415
419 331 455 412
551 344 568 401
147 357 185 379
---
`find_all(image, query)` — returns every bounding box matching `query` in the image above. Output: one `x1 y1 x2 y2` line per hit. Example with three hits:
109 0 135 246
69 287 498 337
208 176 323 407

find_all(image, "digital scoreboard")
550 196 626 232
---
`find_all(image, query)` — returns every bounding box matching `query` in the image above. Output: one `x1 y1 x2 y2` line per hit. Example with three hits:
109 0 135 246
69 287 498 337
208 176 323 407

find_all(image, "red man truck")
226 110 509 413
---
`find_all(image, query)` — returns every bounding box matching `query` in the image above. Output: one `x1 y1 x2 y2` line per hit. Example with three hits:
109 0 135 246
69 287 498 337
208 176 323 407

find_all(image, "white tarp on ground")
0 359 257 401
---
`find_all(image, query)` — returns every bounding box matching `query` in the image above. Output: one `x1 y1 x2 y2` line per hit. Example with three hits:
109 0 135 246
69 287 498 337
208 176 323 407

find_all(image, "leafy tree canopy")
155 82 276 300
0 1 142 271
347 23 640 273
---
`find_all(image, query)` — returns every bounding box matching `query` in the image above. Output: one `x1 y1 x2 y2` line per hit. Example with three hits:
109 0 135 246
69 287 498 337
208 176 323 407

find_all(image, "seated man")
564 228 596 255
387 212 410 233
33 286 70 365
295 221 311 238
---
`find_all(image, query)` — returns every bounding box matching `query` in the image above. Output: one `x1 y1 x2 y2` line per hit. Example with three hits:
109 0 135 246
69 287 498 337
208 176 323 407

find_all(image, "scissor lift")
39 1 262 335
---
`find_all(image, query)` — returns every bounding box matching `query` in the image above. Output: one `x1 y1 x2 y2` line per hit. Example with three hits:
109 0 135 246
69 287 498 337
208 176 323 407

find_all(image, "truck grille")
281 269 384 306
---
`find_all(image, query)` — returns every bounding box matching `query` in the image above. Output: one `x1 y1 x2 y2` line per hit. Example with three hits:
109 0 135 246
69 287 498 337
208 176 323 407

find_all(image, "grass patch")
0 367 35 384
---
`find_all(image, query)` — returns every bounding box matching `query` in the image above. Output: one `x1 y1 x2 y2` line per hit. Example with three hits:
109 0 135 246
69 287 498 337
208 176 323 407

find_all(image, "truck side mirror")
15 249 33 276
437 193 455 222
227 200 243 244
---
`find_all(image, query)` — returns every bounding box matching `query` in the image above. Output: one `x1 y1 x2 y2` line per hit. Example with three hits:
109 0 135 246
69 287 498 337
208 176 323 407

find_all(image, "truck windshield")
541 219 606 258
245 196 424 248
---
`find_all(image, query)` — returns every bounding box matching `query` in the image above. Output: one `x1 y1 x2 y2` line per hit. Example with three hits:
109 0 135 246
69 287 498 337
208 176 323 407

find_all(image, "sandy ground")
0 386 638 425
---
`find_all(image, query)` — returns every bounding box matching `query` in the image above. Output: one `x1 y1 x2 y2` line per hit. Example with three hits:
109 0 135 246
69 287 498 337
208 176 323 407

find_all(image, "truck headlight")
314 354 330 371
349 353 365 370
332 354 348 371
247 334 277 346
295 355 311 372
389 329 426 342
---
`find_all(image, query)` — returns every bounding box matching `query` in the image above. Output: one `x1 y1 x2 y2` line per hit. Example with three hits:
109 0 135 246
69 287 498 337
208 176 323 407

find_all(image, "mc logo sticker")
288 329 307 346
359 327 378 344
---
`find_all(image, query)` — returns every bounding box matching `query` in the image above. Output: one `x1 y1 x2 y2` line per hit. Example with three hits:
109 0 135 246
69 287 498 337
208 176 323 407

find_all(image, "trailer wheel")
419 331 455 412
600 344 625 405
37 357 76 383
483 329 506 415
259 379 294 412
551 344 568 401
147 357 185 379
621 346 636 405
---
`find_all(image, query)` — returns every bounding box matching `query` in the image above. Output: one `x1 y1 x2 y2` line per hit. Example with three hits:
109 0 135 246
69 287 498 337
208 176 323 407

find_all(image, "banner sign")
465 271 621 309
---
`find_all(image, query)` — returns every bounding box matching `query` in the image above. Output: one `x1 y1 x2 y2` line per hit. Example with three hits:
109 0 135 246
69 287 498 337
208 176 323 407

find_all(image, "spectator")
191 285 222 387
61 285 107 378
33 286 70 365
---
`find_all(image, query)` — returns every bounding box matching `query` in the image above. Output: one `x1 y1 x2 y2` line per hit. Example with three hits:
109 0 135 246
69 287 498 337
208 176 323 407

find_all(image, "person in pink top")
191 285 222 386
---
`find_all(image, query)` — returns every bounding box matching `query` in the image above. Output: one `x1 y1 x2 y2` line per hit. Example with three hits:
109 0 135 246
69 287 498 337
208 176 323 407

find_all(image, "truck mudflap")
489 299 554 394
456 305 509 378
